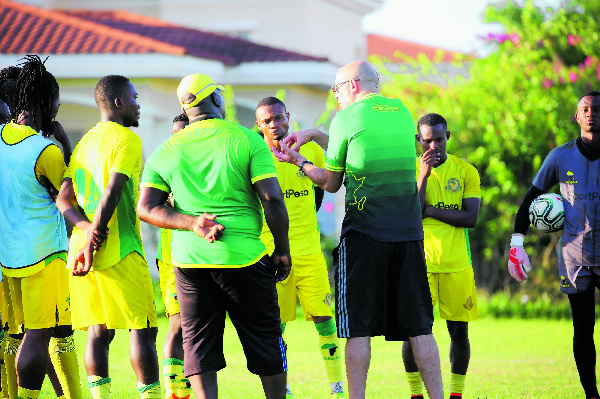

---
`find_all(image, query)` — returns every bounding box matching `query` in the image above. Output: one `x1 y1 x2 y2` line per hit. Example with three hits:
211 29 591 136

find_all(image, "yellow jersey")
416 153 480 273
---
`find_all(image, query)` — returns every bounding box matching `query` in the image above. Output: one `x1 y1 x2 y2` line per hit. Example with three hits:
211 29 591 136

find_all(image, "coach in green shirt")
138 73 290 399
274 60 444 399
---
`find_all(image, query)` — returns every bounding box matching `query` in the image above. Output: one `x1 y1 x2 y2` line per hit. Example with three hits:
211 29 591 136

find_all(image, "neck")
101 111 124 126
16 111 39 131
581 131 600 149
264 135 284 153
189 111 222 123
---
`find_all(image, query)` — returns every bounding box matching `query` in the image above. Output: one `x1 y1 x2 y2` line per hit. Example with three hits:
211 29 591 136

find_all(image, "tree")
374 0 600 301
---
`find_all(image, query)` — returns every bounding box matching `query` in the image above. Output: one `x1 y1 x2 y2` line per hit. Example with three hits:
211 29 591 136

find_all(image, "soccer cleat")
286 385 293 398
331 393 346 398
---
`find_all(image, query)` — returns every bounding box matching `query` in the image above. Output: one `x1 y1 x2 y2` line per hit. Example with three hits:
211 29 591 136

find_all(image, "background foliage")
370 0 600 302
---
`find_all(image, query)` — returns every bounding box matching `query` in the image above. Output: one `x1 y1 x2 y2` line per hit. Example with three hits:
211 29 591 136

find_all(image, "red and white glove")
508 233 531 282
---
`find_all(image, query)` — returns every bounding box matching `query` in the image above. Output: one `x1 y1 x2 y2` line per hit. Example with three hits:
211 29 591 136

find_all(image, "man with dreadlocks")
0 55 84 399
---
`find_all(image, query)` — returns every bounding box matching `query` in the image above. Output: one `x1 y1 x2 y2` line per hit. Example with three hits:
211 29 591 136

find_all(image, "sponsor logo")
463 296 473 311
323 293 332 307
321 344 339 357
284 189 310 198
434 202 459 210
372 103 400 112
347 171 367 210
566 171 577 184
445 178 461 192
565 191 600 201
560 274 571 288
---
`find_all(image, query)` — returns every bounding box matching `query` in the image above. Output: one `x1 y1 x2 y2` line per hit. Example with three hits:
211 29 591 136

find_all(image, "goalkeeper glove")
508 233 530 282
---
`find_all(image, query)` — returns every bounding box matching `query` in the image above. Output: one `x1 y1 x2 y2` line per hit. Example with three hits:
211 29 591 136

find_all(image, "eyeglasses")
331 79 359 93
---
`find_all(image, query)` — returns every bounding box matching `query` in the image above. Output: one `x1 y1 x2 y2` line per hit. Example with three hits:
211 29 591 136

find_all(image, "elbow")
137 203 150 223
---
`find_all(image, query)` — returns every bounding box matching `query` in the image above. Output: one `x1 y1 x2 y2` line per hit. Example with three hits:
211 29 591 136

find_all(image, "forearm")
424 206 478 228
56 197 91 231
263 199 290 254
55 136 72 166
417 173 428 212
514 185 544 235
138 204 198 231
305 129 329 150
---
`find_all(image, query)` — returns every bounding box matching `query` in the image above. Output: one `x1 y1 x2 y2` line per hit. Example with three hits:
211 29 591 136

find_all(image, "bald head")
337 60 379 91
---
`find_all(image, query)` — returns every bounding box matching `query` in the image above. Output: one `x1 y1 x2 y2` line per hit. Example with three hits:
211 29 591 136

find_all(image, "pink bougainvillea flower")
569 71 578 83
542 77 554 89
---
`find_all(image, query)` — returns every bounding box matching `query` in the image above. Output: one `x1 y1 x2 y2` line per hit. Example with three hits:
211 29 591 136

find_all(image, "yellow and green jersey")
156 227 172 264
260 141 324 257
417 153 481 273
65 121 144 271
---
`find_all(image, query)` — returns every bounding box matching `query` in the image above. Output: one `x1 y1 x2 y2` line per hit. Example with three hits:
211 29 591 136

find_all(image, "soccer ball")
528 193 565 233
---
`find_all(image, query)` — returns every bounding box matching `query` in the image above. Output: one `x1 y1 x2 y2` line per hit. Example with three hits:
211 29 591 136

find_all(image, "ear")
415 134 421 143
114 98 122 109
286 112 290 120
212 91 221 107
255 120 260 129
446 131 451 140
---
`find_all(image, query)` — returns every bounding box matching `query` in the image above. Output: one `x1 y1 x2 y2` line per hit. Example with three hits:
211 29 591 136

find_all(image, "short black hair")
0 66 20 116
13 55 59 129
417 113 447 134
94 75 131 110
172 113 188 124
256 96 286 111
580 91 600 100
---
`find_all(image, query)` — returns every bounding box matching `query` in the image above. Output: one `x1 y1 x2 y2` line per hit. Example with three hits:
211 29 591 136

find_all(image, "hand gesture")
420 148 440 179
193 213 225 243
71 242 94 276
273 141 305 167
270 251 291 282
508 234 531 282
283 130 311 150
87 228 109 250
42 120 67 141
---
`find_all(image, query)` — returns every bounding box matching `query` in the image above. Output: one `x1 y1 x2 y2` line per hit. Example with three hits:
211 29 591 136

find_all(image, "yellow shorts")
428 267 480 322
277 252 333 324
70 252 157 330
4 258 71 334
157 260 180 317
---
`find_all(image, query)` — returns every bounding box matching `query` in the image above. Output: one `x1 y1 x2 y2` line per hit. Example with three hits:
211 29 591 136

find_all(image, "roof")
367 34 466 63
0 0 328 65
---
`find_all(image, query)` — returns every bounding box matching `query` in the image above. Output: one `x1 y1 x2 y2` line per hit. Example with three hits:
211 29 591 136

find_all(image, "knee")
447 322 469 344
88 325 113 346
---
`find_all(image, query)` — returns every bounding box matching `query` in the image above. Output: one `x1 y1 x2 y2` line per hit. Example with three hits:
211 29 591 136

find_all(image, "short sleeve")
324 111 349 172
248 130 277 184
35 144 66 190
532 148 559 191
111 130 142 179
140 149 170 193
463 163 481 199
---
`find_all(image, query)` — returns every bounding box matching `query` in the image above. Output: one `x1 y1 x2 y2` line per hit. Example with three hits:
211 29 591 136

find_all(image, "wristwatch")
298 160 313 177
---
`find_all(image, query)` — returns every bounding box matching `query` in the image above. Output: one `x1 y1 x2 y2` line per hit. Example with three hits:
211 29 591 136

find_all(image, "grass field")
35 314 590 398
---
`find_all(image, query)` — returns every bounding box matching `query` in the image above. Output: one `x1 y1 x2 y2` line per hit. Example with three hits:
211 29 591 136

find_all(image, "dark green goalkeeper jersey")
324 93 423 242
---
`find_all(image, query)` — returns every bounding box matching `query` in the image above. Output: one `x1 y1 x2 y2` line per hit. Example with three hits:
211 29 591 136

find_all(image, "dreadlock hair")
94 75 131 110
417 113 447 135
172 113 188 124
0 66 21 117
13 55 59 130
256 96 286 111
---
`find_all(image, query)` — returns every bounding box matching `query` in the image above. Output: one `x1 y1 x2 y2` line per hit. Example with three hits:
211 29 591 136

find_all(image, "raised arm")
283 129 329 151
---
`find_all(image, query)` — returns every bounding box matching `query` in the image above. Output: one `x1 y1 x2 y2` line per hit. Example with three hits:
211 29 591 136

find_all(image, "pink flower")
569 71 578 83
542 77 554 89
568 34 580 46
559 76 565 84
509 34 520 45
585 56 594 68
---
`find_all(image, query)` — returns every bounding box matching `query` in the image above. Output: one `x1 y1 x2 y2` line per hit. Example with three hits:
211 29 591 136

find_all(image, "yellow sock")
49 336 84 399
17 387 40 399
87 375 111 399
137 381 161 399
162 358 182 398
178 372 192 399
450 372 466 395
315 319 344 395
406 371 423 396
5 337 20 399
0 332 6 398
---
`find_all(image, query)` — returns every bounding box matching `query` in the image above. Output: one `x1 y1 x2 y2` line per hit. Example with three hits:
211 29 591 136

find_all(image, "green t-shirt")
141 118 277 267
325 93 423 242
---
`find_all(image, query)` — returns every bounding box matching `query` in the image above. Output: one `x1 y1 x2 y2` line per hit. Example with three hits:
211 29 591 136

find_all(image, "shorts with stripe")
69 251 157 330
157 259 180 317
174 256 286 377
4 258 71 334
334 230 434 341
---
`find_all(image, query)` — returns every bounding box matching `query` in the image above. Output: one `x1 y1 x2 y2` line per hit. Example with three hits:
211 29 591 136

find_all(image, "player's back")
67 121 144 270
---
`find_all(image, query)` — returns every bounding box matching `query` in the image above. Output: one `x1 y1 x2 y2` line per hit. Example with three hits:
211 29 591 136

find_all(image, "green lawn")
36 315 591 398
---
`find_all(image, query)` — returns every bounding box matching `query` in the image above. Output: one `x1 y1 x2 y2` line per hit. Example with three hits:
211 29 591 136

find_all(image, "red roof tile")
367 34 465 63
0 0 327 65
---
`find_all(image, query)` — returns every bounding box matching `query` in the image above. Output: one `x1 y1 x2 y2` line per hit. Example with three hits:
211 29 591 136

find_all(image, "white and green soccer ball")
528 193 565 233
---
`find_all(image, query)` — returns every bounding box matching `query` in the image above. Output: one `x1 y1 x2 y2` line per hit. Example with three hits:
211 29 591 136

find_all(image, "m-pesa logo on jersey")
445 178 461 192
566 171 577 184
284 189 309 198
434 202 459 210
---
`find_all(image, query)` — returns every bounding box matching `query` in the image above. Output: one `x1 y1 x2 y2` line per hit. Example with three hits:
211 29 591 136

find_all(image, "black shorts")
174 256 286 377
334 230 434 341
